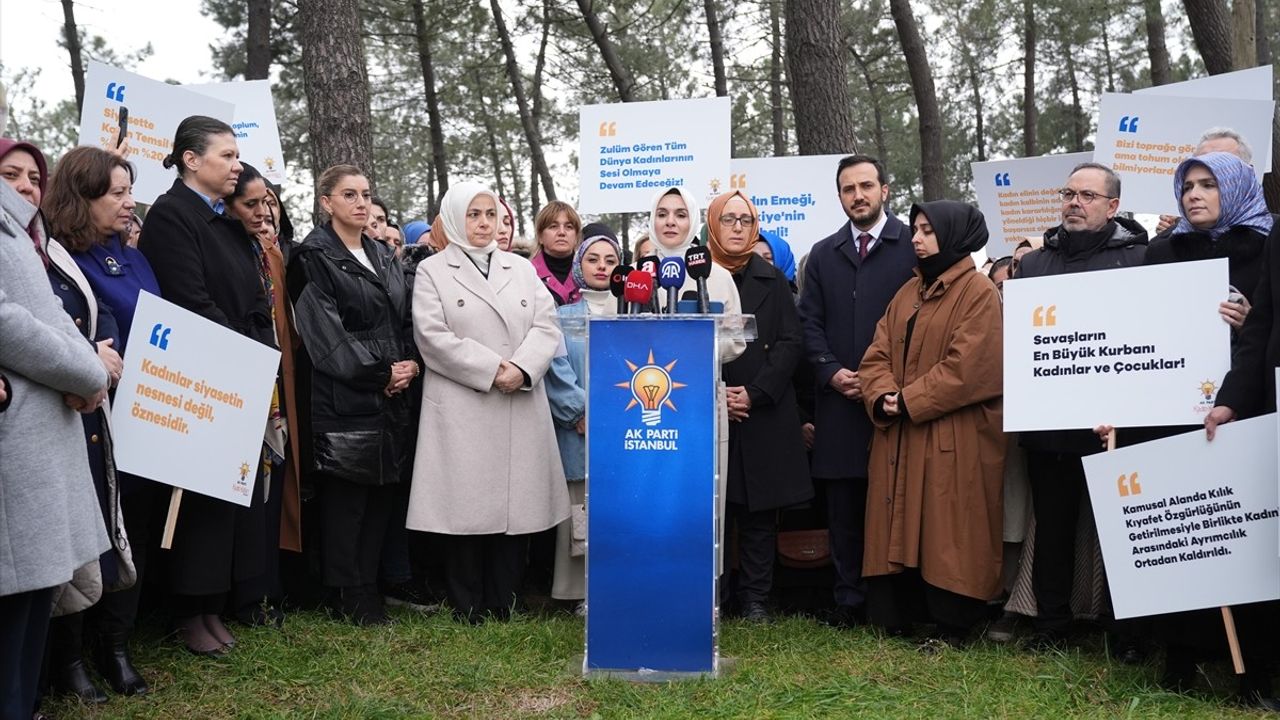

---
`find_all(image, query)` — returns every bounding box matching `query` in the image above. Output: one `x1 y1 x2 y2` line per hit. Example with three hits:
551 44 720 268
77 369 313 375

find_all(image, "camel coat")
858 257 1005 601
407 243 570 535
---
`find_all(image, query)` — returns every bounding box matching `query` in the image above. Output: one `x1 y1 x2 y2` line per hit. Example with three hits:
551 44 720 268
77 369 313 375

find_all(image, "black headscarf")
909 201 989 287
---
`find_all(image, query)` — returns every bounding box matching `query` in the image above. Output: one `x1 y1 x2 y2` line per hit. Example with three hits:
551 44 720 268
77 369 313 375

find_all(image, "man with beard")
798 155 917 627
1013 162 1147 646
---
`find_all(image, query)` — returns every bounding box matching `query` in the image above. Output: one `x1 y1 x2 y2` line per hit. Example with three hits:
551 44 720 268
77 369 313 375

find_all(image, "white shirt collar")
849 211 889 244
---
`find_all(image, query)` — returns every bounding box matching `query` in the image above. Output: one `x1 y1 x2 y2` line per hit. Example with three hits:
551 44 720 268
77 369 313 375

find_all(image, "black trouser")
96 480 163 635
378 480 413 586
728 504 777 605
866 569 986 637
1026 451 1088 632
232 462 284 614
445 534 529 618
822 477 868 608
319 476 395 588
0 586 55 720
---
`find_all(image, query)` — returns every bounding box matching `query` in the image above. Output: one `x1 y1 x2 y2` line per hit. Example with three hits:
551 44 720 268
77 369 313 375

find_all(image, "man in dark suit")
797 155 917 626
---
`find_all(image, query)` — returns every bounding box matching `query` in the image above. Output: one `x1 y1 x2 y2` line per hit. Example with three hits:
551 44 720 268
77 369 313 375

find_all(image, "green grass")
46 609 1272 719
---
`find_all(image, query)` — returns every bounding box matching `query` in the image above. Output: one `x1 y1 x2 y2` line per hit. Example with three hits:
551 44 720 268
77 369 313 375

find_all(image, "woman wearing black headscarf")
858 200 1005 646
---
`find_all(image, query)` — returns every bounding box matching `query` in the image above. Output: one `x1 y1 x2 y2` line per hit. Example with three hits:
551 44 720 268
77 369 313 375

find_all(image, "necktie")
857 232 872 259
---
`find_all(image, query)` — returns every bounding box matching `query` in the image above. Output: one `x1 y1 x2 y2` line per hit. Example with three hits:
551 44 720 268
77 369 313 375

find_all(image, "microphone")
637 255 660 313
684 246 712 314
623 270 654 315
657 256 687 315
610 263 632 315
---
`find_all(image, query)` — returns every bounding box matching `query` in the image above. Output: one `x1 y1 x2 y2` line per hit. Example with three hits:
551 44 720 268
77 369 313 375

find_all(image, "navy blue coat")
798 215 917 479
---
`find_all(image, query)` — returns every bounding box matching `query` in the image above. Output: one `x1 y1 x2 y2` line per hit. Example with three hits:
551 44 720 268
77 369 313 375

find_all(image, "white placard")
1003 259 1231 431
1093 91 1275 215
730 154 851 260
1137 66 1274 101
1083 416 1280 619
110 292 280 506
76 61 235 205
971 152 1092 253
578 97 730 214
189 80 287 184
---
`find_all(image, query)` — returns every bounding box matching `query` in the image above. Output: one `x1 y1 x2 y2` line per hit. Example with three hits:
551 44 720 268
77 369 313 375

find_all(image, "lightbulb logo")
616 349 687 426
1198 380 1217 405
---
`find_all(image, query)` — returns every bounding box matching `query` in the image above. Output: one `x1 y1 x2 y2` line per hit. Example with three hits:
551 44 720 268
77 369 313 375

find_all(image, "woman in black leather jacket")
287 164 415 625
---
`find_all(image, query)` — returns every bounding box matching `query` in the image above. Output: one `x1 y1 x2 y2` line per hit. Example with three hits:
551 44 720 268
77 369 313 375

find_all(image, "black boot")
95 632 149 696
49 614 107 704
54 657 108 704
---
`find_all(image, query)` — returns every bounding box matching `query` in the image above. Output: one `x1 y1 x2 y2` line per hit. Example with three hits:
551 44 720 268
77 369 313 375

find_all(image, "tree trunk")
531 0 552 209
60 0 85 114
491 0 556 202
411 0 449 213
503 138 528 237
1100 10 1117 93
577 0 636 101
1232 0 1257 68
705 0 729 97
1255 0 1269 64
966 56 986 162
246 0 272 80
1144 0 1171 86
784 0 857 155
1065 45 1085 152
769 0 787 156
1184 0 1236 74
1023 0 1037 156
850 47 889 164
471 69 508 204
889 0 943 200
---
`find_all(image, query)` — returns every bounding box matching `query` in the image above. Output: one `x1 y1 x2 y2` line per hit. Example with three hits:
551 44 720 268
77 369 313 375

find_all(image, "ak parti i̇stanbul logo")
616 349 687 427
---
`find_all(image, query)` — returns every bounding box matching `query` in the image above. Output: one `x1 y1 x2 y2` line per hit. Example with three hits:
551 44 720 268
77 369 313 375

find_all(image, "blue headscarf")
1172 152 1273 239
403 219 430 246
757 230 797 281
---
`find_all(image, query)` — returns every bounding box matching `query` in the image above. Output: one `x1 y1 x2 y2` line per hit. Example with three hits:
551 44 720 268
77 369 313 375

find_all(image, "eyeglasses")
1059 189 1115 204
718 215 756 228
328 190 372 204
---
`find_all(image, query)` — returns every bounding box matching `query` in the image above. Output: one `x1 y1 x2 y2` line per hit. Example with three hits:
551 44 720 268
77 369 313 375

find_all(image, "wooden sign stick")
160 487 183 549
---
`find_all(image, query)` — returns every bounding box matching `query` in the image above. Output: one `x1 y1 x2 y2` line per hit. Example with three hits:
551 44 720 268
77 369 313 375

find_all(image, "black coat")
797 214 917 479
724 254 814 512
287 224 412 486
138 179 274 348
136 178 270 595
1014 217 1148 455
1186 223 1280 419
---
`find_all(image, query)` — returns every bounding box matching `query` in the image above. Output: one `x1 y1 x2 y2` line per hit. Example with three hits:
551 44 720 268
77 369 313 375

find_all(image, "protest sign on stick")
971 152 1091 254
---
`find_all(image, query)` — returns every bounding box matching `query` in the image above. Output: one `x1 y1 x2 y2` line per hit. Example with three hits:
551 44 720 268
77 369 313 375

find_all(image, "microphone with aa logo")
684 246 712 314
636 255 660 313
657 256 687 315
623 269 654 315
609 263 633 315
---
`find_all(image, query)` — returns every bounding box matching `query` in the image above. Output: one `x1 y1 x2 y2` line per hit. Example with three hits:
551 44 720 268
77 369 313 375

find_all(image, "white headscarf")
440 180 501 274
648 186 701 259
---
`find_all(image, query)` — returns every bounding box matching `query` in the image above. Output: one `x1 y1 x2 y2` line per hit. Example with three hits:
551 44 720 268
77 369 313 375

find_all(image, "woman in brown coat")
858 200 1005 645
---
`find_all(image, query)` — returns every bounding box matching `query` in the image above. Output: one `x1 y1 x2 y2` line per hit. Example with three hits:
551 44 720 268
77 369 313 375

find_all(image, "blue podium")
577 315 754 680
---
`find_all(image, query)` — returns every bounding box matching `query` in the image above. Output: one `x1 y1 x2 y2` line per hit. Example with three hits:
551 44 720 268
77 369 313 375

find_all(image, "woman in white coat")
408 181 569 623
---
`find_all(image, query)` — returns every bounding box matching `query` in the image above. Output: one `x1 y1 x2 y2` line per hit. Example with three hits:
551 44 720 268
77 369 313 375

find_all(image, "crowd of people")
1 115 1279 718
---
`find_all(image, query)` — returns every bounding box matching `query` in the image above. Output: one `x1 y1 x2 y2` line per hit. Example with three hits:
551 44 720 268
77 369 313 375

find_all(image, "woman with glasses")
138 115 276 657
288 165 415 626
858 200 1004 647
706 190 812 622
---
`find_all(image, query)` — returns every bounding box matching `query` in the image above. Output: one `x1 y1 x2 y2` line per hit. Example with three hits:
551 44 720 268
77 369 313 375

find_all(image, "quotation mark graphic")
994 172 1011 187
1118 116 1140 133
730 173 747 190
106 82 126 102
1032 305 1057 327
1117 472 1142 497
598 121 617 137
149 323 172 350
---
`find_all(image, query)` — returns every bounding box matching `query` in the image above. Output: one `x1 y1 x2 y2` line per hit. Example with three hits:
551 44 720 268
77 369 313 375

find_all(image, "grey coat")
0 181 110 597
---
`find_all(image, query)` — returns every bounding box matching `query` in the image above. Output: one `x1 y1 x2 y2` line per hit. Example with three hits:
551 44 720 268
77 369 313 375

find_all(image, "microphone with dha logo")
684 246 712 314
657 256 687 315
623 270 654 315
610 263 633 315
